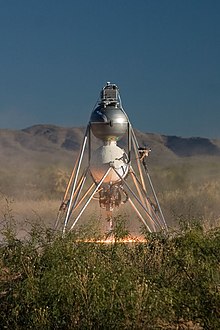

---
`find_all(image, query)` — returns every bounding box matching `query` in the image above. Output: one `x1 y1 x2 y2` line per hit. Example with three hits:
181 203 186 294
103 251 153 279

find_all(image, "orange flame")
82 236 147 244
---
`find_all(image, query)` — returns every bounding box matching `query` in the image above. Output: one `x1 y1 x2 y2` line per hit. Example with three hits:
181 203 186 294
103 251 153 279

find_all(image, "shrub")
0 215 219 329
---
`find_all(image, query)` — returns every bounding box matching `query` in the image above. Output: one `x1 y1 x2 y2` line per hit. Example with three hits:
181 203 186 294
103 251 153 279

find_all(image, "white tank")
90 141 129 184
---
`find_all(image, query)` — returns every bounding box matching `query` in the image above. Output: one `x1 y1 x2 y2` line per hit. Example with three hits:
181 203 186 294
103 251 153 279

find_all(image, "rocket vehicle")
55 82 167 234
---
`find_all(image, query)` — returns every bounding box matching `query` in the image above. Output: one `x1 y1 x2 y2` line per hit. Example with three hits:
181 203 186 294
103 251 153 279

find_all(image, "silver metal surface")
63 127 89 234
90 82 128 141
90 105 128 141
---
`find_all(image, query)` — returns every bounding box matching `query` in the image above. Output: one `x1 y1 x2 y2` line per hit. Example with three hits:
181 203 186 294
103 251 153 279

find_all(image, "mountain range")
0 125 220 167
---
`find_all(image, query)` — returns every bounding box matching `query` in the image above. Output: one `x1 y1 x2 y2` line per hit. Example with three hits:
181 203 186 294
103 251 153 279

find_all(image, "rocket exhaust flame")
81 236 147 244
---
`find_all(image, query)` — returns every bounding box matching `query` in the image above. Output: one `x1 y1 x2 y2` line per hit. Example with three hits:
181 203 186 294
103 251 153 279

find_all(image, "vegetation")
151 158 220 226
0 210 219 329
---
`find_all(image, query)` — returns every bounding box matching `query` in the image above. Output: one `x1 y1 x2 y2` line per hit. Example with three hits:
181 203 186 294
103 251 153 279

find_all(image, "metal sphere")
90 105 128 141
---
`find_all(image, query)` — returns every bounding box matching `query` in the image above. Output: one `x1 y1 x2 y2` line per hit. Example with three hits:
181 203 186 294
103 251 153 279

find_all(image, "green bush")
0 215 219 329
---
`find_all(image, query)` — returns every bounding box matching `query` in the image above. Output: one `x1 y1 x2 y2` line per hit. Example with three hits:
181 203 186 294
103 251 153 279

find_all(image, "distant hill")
1 124 220 165
163 135 220 157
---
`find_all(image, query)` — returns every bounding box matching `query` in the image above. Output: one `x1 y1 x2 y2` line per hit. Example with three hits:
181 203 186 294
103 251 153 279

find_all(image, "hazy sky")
0 0 220 138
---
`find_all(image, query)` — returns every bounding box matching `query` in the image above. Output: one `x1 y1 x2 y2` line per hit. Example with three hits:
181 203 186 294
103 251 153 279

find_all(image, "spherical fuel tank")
90 82 128 141
90 141 129 184
90 105 128 141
